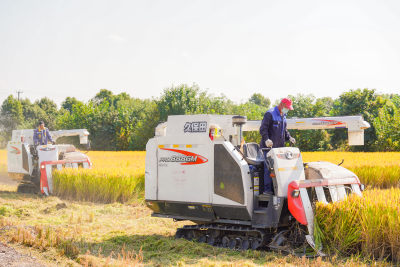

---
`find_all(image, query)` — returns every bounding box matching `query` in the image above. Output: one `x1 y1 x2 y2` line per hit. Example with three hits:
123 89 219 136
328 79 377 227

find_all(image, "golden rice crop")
315 188 400 262
2 148 399 201
348 166 400 188
302 152 400 167
302 152 400 189
53 151 146 203
0 149 7 173
87 151 146 172
53 169 144 203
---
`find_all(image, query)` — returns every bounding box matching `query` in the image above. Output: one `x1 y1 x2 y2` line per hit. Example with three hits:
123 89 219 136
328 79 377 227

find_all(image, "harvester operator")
260 98 296 194
33 121 55 146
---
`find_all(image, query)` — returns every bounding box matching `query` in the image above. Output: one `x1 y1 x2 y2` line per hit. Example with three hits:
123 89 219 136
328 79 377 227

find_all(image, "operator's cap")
281 98 294 110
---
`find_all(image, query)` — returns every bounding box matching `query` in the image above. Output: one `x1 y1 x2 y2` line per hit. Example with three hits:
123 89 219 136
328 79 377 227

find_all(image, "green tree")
314 97 334 116
374 105 400 151
286 94 332 151
390 94 400 108
58 101 119 150
20 100 46 128
58 90 158 150
0 95 24 140
62 97 83 113
233 102 266 143
249 93 271 108
32 97 59 129
157 84 204 121
92 89 114 106
199 94 235 115
129 100 160 150
331 89 391 151
113 92 131 107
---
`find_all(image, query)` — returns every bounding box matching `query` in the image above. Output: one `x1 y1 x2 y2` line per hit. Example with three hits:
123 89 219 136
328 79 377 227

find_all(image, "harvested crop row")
315 188 400 262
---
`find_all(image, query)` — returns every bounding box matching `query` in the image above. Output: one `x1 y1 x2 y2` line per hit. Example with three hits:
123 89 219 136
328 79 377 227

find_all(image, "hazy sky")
1 0 399 106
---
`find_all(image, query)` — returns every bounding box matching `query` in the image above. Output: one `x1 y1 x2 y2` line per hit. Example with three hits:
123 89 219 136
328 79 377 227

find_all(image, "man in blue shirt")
259 98 296 194
33 121 55 146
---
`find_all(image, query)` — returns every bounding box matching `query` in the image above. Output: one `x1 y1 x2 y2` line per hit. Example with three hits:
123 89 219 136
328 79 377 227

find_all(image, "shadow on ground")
0 191 43 200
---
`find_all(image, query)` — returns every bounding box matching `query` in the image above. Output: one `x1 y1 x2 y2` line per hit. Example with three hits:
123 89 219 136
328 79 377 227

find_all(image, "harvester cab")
7 129 92 194
145 114 370 254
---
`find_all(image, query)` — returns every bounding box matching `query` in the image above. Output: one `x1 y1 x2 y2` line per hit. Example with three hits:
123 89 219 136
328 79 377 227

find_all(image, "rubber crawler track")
175 223 315 256
175 224 270 250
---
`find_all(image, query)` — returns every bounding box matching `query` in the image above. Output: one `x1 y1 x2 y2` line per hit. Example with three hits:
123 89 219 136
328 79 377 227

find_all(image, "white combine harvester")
7 129 92 194
145 114 369 255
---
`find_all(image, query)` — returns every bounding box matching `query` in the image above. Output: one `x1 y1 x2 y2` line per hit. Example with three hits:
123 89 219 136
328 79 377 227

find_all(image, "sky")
0 0 400 106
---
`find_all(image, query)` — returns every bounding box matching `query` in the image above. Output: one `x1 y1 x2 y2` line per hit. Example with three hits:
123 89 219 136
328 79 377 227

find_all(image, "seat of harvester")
242 143 265 166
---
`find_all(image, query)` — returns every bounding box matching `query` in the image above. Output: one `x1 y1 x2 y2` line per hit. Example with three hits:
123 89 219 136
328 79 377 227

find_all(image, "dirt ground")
0 173 46 267
0 243 45 267
0 173 18 186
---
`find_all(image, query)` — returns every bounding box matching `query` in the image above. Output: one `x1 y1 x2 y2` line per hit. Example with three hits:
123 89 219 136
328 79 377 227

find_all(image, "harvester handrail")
295 177 361 188
50 129 90 144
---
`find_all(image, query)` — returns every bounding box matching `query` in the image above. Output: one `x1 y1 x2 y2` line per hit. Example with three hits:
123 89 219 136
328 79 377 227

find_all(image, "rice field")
1 149 400 264
50 150 400 264
302 152 400 167
53 151 145 203
2 149 400 200
315 189 400 263
0 191 370 267
51 151 400 204
0 149 7 173
302 152 400 188
0 149 396 202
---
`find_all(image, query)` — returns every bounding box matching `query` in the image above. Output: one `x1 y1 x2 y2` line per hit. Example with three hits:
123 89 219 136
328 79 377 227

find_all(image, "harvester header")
243 116 370 146
155 115 370 146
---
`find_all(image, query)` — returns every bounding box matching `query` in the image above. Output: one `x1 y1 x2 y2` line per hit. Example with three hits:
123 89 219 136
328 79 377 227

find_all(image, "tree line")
0 85 399 151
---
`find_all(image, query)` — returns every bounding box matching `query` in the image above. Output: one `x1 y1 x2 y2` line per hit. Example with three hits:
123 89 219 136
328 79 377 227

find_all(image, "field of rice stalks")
53 151 145 203
1 149 400 265
302 152 400 167
2 149 400 200
315 188 400 263
0 191 366 266
302 152 400 188
53 169 144 204
50 150 400 264
0 149 7 173
51 151 400 204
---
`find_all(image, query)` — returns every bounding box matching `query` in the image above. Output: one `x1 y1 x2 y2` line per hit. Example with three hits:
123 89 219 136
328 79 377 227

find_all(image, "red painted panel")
39 158 92 195
287 181 307 225
40 165 48 194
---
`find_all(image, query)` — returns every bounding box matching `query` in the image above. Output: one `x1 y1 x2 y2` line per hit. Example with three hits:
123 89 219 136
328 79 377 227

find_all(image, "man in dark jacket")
259 98 296 194
33 121 55 146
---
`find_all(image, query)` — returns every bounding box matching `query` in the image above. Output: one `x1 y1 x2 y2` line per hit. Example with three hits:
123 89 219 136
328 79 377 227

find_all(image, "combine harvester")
7 129 92 195
145 115 370 255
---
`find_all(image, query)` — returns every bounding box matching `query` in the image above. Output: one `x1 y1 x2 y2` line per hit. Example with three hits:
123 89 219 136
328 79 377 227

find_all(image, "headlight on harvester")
291 189 300 198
